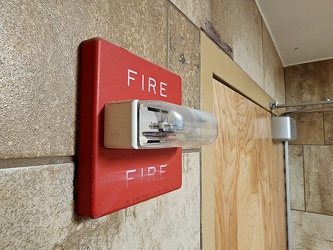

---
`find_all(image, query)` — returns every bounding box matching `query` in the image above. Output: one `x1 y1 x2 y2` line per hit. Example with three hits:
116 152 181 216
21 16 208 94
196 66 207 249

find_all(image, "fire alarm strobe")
77 37 217 218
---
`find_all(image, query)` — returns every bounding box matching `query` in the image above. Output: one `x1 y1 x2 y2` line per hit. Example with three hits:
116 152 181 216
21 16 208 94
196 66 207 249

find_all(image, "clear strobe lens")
138 100 218 148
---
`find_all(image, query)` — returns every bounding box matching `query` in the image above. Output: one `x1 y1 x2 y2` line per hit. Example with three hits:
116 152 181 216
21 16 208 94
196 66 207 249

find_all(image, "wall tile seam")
291 143 333 146
302 145 307 212
291 209 333 217
167 1 201 64
282 65 287 103
167 0 199 29
290 208 306 213
302 144 333 147
182 148 201 154
0 150 201 169
323 112 329 145
260 15 265 91
166 0 170 69
0 156 74 169
322 111 326 144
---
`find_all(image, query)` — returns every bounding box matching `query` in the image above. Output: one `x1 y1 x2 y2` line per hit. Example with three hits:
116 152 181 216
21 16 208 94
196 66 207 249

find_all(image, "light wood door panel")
213 79 286 250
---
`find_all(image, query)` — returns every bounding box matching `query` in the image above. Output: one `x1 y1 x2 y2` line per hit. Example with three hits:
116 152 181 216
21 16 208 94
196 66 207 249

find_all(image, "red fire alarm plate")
77 38 182 218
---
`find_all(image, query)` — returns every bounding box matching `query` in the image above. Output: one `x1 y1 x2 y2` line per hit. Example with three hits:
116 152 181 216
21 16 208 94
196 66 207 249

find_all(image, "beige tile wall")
174 0 285 103
289 145 305 210
211 0 285 101
1 154 200 249
262 23 285 102
289 112 324 145
1 0 285 248
168 4 200 108
1 0 112 159
292 211 333 250
324 112 333 144
170 0 211 29
304 146 333 215
210 0 263 86
285 59 333 249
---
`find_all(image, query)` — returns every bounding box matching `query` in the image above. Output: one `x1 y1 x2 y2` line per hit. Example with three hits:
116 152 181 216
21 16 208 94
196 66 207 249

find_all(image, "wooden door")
213 79 287 249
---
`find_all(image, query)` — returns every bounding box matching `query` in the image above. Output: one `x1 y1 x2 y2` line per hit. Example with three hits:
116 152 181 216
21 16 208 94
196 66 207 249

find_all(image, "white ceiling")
256 0 333 66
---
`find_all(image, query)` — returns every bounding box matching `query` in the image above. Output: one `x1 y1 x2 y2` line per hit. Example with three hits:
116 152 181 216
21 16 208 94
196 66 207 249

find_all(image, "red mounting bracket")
77 38 182 218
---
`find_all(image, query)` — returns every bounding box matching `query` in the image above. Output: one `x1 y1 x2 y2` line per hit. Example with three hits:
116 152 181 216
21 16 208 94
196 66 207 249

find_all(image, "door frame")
200 32 275 250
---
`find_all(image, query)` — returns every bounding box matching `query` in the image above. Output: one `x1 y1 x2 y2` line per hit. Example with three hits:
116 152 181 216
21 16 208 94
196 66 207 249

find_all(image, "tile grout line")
302 145 307 212
322 112 326 145
291 208 333 217
0 156 74 169
166 1 170 69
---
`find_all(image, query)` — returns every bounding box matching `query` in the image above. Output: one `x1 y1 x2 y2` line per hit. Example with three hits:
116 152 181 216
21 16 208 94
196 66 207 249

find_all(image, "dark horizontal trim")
0 156 74 169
